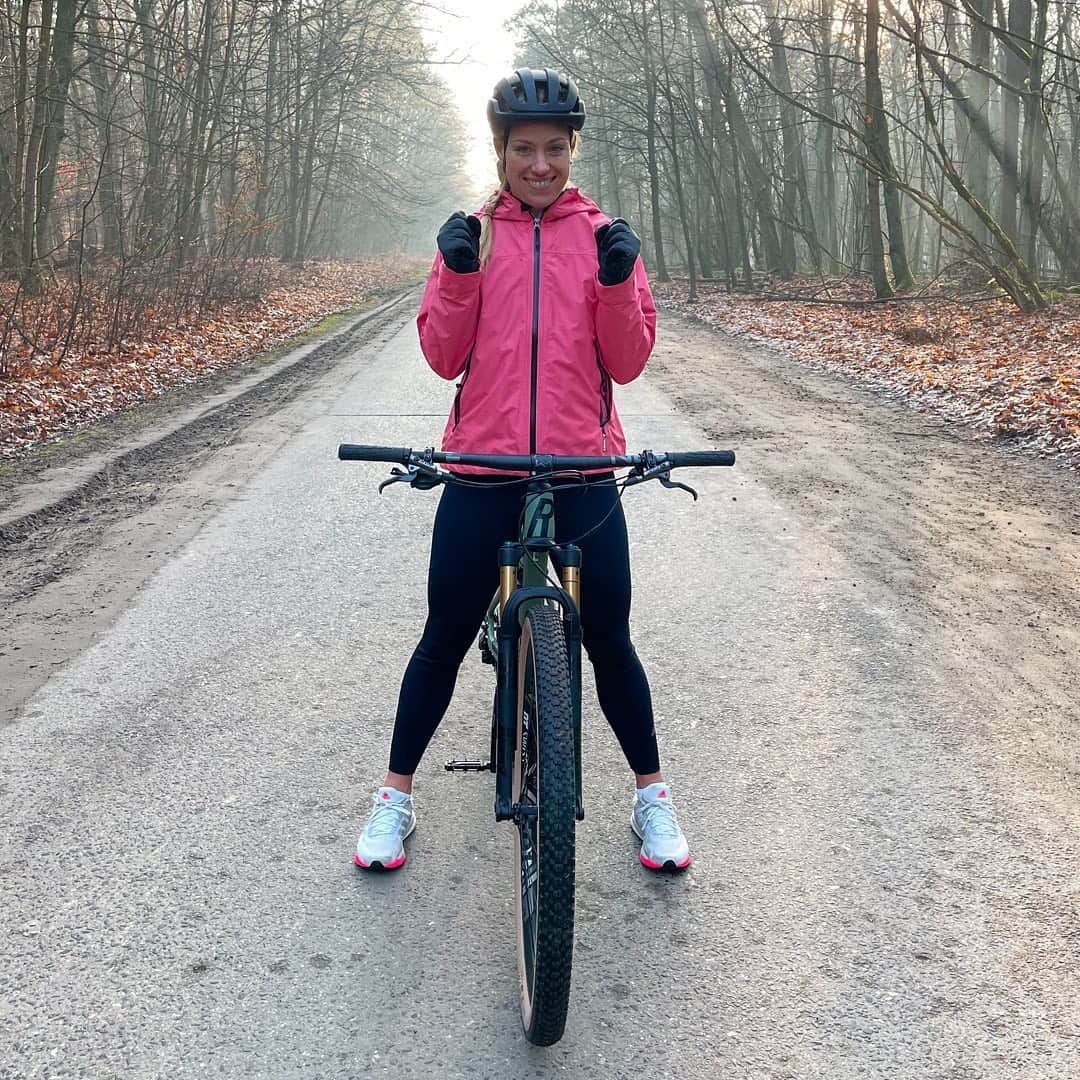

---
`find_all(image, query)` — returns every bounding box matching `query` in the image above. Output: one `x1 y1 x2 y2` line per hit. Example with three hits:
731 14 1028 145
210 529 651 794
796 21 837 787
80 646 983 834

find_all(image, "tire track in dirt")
0 296 416 725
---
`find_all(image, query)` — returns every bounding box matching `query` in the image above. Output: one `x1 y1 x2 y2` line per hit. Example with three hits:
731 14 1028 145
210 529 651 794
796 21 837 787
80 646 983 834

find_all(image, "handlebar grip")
664 450 736 468
338 444 412 464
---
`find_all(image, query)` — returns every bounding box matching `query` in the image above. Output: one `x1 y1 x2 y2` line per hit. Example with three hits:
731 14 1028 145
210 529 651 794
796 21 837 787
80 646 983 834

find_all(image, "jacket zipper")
530 213 541 455
452 350 473 429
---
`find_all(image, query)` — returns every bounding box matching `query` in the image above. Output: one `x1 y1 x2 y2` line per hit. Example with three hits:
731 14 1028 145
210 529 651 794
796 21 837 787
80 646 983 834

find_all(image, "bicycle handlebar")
337 444 414 464
336 445 736 470
662 450 737 469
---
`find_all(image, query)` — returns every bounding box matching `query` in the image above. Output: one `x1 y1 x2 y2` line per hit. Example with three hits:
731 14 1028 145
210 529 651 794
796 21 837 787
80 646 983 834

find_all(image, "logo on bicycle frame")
526 497 555 538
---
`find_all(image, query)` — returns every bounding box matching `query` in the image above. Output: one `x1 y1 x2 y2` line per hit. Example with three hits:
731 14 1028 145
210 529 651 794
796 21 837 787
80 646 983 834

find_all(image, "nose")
531 150 552 174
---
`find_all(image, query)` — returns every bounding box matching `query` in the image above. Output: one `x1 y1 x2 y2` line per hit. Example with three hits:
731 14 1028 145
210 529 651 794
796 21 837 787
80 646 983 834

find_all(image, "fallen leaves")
0 256 427 459
6 267 1077 472
654 281 1080 471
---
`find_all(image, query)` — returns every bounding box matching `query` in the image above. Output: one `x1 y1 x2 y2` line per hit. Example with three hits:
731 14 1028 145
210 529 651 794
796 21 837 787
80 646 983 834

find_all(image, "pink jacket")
416 187 656 465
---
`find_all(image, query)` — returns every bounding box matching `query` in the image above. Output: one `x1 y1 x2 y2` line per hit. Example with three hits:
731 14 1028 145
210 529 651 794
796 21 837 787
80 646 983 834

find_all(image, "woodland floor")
1 266 1078 470
654 279 1080 471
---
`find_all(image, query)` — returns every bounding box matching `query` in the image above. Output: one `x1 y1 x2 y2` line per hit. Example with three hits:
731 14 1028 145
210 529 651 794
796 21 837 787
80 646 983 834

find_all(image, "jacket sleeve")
416 253 482 379
594 257 656 384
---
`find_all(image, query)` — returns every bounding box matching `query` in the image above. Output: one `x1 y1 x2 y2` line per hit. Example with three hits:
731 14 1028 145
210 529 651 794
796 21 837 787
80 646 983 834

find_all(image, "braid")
478 158 509 270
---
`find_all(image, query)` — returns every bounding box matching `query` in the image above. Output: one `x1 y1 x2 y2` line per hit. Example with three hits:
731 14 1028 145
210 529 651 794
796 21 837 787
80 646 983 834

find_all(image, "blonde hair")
479 130 580 270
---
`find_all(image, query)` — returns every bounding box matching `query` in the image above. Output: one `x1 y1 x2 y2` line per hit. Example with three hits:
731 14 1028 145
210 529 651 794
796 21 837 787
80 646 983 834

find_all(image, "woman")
355 68 691 872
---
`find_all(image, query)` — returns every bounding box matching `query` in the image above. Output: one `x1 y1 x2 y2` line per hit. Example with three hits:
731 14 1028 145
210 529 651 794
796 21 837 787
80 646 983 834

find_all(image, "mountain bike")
337 444 735 1045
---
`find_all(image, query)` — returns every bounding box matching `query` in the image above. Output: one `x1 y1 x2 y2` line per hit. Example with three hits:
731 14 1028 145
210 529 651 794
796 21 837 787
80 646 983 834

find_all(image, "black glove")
595 218 641 286
437 212 482 274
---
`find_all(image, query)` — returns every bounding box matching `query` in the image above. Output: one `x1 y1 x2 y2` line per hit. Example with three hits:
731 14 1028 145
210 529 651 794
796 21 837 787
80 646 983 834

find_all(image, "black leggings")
388 475 660 776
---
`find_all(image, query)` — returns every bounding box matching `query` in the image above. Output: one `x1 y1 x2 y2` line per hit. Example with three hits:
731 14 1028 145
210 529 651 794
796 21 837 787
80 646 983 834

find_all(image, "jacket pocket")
596 351 613 448
452 352 473 429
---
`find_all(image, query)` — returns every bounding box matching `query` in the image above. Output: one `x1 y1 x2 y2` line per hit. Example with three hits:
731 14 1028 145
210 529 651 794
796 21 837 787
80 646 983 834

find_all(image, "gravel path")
1 306 1077 1078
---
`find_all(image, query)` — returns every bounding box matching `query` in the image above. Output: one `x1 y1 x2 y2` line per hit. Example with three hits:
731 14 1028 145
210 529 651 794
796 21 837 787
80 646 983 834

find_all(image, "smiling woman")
502 126 574 209
475 69 586 265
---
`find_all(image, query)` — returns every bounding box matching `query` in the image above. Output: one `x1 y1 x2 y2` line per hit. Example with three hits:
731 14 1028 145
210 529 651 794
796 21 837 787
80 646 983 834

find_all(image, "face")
498 122 573 210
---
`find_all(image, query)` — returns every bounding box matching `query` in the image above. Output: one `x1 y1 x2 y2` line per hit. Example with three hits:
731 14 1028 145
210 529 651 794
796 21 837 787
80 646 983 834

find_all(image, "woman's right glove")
437 212 481 274
595 218 641 285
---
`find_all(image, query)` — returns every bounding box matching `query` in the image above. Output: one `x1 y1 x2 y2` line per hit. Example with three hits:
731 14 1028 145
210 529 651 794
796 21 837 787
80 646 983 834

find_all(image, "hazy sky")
422 0 522 197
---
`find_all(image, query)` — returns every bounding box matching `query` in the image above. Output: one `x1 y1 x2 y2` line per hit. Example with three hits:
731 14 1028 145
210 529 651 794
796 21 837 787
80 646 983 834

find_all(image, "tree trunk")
1019 0 1048 271
729 119 753 287
1000 0 1028 245
33 0 78 264
659 72 696 298
864 0 894 296
19 0 55 290
766 1 799 277
85 6 124 257
642 5 670 282
966 0 992 247
688 0 783 273
134 0 164 251
814 0 838 271
254 0 281 254
866 0 912 289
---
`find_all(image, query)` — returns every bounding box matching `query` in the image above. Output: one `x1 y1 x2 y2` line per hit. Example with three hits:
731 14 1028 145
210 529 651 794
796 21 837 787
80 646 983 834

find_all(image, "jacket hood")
486 185 601 222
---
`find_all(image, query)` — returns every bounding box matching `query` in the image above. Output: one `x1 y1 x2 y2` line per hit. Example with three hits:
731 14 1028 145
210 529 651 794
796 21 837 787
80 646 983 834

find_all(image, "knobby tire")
513 604 575 1046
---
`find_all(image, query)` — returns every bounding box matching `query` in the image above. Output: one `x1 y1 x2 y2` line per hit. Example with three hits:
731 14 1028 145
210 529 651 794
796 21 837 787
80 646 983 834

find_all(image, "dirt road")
646 315 1080 790
1 303 1077 1078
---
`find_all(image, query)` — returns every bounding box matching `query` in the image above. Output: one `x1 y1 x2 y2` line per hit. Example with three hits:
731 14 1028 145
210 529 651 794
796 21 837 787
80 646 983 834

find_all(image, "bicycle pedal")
445 759 493 772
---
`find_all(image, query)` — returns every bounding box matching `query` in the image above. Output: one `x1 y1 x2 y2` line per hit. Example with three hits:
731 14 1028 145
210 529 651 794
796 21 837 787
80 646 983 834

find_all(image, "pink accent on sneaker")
659 790 667 798
353 853 407 871
381 791 390 799
639 851 692 871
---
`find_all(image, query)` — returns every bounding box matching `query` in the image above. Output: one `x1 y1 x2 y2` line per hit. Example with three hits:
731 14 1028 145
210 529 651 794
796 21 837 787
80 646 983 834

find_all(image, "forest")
1 0 1078 461
519 0 1080 312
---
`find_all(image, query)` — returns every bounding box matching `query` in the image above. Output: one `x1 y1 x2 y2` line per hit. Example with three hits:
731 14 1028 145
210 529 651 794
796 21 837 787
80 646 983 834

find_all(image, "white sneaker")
631 782 692 871
354 787 416 870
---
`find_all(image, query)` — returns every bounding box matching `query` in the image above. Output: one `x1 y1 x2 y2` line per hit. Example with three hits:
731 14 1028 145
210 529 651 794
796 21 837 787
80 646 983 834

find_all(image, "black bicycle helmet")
487 68 586 135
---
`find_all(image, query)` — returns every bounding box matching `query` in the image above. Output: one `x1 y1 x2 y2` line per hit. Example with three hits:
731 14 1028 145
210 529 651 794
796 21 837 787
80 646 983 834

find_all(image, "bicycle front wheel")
512 603 576 1046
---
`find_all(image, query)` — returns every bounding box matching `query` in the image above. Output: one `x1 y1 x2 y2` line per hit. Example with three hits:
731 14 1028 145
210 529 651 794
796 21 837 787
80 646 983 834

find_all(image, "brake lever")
621 460 697 499
377 463 445 494
378 467 412 494
658 472 698 500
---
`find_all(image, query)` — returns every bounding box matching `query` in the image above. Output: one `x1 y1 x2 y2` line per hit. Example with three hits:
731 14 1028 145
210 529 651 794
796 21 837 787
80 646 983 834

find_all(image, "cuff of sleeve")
594 268 639 300
438 262 482 292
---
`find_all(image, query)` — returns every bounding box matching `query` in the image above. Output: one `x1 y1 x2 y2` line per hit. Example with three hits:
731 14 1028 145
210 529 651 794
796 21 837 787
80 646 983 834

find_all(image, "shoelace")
638 799 681 839
365 797 411 838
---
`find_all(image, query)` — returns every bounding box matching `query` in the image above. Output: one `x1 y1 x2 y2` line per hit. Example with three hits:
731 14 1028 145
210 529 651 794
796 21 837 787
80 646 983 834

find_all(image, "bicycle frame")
487 478 585 824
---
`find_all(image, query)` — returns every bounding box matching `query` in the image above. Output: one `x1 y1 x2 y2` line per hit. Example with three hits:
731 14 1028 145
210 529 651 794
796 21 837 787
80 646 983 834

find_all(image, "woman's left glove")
595 218 641 286
437 212 482 274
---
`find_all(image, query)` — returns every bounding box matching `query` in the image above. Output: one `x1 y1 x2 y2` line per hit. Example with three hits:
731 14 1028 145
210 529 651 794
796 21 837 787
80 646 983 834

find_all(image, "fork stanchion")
499 542 519 617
